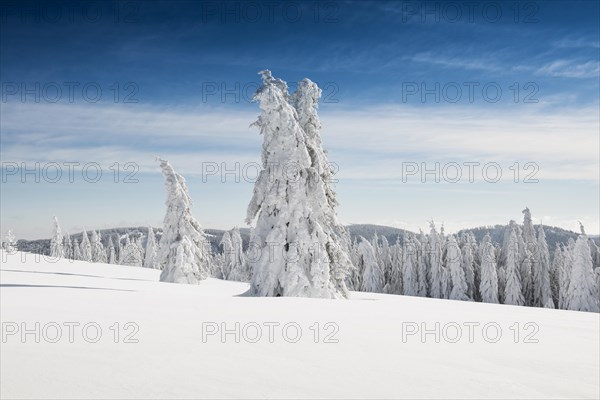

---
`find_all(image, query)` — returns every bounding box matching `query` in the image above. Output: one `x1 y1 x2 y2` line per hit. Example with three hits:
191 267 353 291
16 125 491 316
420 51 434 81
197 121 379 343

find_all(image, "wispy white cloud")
536 60 600 79
2 102 598 181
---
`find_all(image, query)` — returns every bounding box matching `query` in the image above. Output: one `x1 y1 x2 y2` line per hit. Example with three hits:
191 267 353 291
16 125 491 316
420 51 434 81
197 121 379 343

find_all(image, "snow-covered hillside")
1 251 598 399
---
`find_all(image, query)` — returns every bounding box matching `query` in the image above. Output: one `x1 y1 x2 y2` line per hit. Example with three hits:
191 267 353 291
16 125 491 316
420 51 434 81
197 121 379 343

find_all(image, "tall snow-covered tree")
293 75 354 296
4 230 17 252
402 234 418 296
359 237 383 293
80 228 92 262
90 230 106 263
386 238 403 294
427 222 443 298
63 232 73 260
416 233 428 297
559 239 575 309
50 216 64 258
107 236 116 264
245 71 351 298
550 246 563 308
219 231 234 280
503 230 525 306
460 233 476 300
144 226 159 269
534 224 554 308
156 158 211 284
228 227 250 282
72 238 81 260
447 235 469 301
521 207 537 305
479 234 499 303
565 225 599 312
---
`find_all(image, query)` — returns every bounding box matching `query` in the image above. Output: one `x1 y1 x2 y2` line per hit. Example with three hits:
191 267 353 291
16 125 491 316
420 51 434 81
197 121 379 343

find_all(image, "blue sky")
1 0 599 238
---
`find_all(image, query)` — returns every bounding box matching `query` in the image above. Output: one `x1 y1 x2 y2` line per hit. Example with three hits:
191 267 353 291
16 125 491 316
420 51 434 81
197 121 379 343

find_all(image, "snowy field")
1 250 598 399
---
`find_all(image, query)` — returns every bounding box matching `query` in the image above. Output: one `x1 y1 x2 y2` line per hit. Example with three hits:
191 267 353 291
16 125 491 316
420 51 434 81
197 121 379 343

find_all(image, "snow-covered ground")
1 251 598 399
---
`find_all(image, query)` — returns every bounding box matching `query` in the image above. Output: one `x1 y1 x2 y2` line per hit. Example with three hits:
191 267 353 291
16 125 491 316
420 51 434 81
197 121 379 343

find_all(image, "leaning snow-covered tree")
156 158 211 284
144 226 159 269
50 216 64 258
245 70 351 298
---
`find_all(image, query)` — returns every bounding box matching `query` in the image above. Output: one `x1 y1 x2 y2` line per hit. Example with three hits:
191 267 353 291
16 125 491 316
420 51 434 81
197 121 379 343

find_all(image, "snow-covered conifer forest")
6 72 598 314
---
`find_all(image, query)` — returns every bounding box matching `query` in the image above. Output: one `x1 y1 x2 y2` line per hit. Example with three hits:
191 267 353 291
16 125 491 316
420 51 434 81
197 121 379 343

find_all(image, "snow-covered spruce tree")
50 216 64 258
386 238 403 294
228 227 250 282
460 233 476 300
90 230 106 263
156 158 211 284
80 228 92 262
416 232 428 297
534 224 554 308
479 234 499 303
427 221 443 298
245 71 351 298
559 239 575 309
4 230 17 252
63 232 73 260
447 235 469 301
348 237 362 291
402 233 419 296
245 227 259 279
359 237 383 293
521 208 537 305
107 236 116 264
291 75 354 296
219 231 233 280
72 238 81 260
565 225 599 312
589 238 600 270
503 230 525 306
144 226 158 269
549 246 562 307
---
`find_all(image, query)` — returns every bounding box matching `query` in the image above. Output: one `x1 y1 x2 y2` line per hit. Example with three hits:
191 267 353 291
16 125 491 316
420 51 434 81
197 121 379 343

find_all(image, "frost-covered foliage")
72 238 81 260
402 234 418 296
63 232 73 259
91 231 106 263
50 216 64 258
245 71 351 298
535 224 554 308
144 227 158 269
503 230 525 306
80 228 92 262
4 230 17 252
428 222 443 299
359 237 383 293
521 208 536 305
479 234 499 304
460 233 476 300
156 158 211 284
447 235 469 301
107 236 116 264
219 231 233 279
228 227 250 282
565 225 599 312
